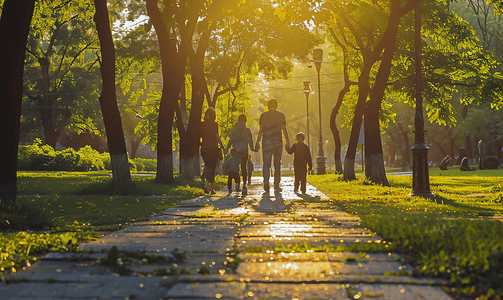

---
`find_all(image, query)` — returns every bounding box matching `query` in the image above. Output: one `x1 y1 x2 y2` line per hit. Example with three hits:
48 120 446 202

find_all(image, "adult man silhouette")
478 136 486 170
255 99 290 192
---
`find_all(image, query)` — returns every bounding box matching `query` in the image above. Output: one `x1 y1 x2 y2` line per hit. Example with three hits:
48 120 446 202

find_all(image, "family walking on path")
200 99 313 196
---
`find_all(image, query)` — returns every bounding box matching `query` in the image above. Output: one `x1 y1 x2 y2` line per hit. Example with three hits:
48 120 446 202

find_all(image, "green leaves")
273 5 287 21
0 230 97 275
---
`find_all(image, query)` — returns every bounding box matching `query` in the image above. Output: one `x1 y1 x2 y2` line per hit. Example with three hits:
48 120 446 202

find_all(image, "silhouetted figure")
225 114 256 195
478 137 486 170
286 132 312 194
224 148 241 193
460 156 475 171
247 153 254 186
201 108 225 195
439 155 454 170
255 99 290 192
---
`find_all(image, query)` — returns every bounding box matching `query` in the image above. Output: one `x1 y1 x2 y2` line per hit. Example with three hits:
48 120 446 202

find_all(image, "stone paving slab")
235 260 413 280
17 260 108 276
244 282 348 300
349 283 452 300
78 243 148 252
144 238 235 253
239 224 373 238
235 237 379 249
0 277 167 300
236 261 335 281
164 281 450 300
43 252 107 260
163 206 215 216
330 260 413 275
124 224 239 233
165 282 247 300
130 253 229 275
149 216 242 224
239 252 400 263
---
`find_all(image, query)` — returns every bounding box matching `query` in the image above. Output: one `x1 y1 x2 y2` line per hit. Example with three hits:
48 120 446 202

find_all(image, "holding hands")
254 141 260 152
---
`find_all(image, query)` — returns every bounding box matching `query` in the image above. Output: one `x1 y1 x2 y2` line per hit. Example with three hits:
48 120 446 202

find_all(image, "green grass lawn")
14 171 226 229
307 168 503 299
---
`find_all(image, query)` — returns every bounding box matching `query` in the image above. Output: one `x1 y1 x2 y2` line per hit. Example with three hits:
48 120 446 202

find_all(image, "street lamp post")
303 81 311 151
313 48 326 175
411 1 434 197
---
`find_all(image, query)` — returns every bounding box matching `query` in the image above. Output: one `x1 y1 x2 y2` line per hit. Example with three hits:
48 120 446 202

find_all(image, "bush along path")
0 177 452 299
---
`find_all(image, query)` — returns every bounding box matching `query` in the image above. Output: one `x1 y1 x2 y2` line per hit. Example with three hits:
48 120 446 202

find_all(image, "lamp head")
303 81 311 96
313 48 323 71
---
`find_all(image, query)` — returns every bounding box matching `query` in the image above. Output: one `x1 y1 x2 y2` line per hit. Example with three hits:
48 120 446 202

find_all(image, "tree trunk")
431 137 448 157
397 123 410 167
38 57 59 147
111 153 132 184
130 140 140 159
343 70 371 181
93 0 132 189
363 1 407 186
465 134 473 157
388 139 397 167
178 62 205 180
0 0 36 207
329 63 351 175
155 100 174 184
330 120 343 174
37 58 72 148
447 128 457 160
364 101 388 186
176 28 209 180
146 0 186 184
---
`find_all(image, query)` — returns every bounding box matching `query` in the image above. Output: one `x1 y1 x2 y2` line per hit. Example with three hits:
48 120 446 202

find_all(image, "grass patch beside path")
15 171 227 228
17 171 205 196
308 172 503 300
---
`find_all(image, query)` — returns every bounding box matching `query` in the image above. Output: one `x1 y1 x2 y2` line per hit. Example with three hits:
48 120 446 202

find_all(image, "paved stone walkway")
2 177 452 299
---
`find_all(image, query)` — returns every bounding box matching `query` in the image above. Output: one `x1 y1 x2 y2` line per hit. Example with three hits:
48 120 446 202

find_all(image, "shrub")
128 158 137 172
76 146 105 171
100 152 111 170
482 156 500 169
17 139 56 170
134 161 145 172
132 158 156 172
17 141 161 172
55 148 80 171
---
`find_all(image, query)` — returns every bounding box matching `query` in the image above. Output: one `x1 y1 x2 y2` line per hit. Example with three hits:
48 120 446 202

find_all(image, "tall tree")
144 0 191 183
24 0 97 148
324 0 419 183
362 0 418 185
327 27 356 175
0 0 36 207
93 0 133 188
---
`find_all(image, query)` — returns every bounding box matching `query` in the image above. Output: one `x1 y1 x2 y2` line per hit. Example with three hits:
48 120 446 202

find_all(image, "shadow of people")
252 191 294 214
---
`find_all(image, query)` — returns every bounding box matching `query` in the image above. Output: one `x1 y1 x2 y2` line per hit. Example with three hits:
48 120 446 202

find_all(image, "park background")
1 0 503 299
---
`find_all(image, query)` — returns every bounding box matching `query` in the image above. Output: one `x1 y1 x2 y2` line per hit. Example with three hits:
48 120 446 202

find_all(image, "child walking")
224 148 241 193
247 153 254 186
286 132 312 194
225 114 257 195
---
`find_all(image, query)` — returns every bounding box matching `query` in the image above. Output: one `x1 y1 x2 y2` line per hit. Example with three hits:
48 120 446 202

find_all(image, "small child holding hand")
224 148 241 192
286 132 312 194
246 153 254 186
